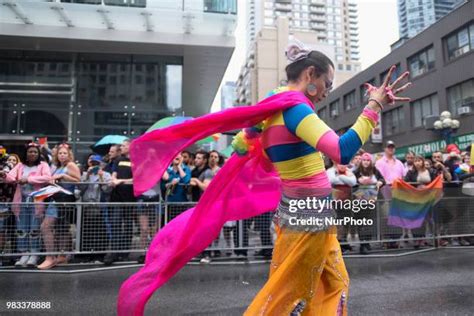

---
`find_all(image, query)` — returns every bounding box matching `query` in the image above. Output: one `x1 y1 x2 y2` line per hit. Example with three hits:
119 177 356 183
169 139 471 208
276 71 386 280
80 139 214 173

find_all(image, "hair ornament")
285 38 311 63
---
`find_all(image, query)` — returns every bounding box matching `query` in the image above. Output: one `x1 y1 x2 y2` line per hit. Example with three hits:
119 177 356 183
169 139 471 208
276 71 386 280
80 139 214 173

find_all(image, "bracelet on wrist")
368 98 384 111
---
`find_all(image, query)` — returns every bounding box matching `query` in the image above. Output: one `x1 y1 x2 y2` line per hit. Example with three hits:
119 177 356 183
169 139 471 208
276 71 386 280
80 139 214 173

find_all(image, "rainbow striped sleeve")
283 104 332 147
283 104 378 165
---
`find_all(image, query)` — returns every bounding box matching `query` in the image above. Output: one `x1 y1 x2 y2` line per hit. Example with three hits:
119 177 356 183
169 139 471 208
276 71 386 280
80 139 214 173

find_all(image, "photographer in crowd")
79 154 111 262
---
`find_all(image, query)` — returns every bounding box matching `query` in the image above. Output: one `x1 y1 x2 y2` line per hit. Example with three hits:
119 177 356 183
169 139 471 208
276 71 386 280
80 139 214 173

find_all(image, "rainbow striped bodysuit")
261 87 379 199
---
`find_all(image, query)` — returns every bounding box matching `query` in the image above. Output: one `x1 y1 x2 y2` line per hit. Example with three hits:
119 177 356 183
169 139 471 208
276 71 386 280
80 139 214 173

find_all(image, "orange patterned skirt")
245 226 349 316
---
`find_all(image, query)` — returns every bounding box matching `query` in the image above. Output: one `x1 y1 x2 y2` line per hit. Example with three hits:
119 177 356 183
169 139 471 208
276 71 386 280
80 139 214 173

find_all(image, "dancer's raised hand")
365 65 412 111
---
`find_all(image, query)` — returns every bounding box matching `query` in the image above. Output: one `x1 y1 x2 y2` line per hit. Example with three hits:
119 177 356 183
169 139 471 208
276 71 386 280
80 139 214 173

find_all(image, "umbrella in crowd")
146 116 193 132
221 145 234 158
92 135 129 155
147 116 220 145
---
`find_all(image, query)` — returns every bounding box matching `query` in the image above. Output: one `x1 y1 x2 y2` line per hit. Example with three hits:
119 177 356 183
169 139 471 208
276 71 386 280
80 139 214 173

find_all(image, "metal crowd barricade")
0 180 473 263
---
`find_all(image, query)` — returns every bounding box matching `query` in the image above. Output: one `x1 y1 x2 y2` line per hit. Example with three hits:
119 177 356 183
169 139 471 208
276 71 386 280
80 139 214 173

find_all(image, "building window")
380 64 401 84
383 106 405 136
329 100 340 118
359 78 375 104
343 90 356 110
346 64 351 71
264 2 274 9
445 23 474 61
338 64 343 70
264 17 274 25
447 79 474 116
104 0 147 8
203 0 237 14
408 46 435 78
411 94 439 128
264 9 273 16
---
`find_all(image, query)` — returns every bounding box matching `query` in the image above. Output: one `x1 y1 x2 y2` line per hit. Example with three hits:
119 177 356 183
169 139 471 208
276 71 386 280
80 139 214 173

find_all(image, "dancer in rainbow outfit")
118 41 412 316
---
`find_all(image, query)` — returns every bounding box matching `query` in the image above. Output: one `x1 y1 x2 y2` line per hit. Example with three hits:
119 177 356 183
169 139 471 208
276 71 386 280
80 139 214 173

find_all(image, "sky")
211 0 399 112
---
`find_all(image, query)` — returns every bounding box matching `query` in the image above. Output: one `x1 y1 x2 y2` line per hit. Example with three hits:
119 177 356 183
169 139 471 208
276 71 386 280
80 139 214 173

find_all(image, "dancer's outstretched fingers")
390 71 410 89
393 96 411 102
394 82 412 94
382 65 396 87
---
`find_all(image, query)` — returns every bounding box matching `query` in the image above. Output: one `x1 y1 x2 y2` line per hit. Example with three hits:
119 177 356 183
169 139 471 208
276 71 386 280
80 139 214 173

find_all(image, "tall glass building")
398 0 465 39
0 0 236 159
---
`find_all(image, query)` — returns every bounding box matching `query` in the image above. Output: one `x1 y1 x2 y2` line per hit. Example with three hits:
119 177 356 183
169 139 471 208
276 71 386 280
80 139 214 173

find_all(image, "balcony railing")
24 0 237 14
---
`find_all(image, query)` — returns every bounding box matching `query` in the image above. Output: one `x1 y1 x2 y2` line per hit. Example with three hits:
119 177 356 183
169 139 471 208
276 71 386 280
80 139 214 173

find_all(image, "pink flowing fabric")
118 91 315 316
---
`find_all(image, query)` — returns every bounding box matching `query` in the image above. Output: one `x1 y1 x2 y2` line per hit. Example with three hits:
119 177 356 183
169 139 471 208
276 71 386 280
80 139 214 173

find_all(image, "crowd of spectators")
328 141 473 254
0 138 473 268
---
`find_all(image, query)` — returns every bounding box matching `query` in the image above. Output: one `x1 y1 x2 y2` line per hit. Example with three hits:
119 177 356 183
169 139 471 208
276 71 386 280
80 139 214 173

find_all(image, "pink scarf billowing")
118 91 315 316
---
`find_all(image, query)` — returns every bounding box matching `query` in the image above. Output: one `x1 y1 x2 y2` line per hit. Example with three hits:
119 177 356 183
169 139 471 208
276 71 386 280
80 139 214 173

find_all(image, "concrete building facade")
318 1 474 158
0 0 237 159
239 0 361 106
237 17 335 105
398 0 466 39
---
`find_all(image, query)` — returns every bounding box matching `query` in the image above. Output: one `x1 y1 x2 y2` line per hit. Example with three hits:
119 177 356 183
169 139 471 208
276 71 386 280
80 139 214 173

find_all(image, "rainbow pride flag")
388 175 443 229
29 185 73 202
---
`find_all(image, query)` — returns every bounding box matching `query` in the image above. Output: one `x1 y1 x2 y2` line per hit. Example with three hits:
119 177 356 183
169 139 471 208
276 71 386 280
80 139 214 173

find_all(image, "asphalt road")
0 248 473 315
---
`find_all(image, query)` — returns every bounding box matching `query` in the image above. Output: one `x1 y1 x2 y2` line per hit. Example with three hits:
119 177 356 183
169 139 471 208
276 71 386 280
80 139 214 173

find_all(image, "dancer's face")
302 65 334 104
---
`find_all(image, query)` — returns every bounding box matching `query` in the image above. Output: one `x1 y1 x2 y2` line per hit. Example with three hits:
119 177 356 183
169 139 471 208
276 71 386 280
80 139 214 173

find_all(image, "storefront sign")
395 132 474 159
